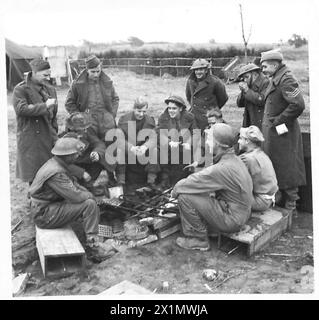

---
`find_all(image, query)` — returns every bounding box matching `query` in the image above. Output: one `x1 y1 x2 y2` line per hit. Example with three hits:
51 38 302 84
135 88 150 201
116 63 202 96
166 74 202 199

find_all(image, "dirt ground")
8 66 313 296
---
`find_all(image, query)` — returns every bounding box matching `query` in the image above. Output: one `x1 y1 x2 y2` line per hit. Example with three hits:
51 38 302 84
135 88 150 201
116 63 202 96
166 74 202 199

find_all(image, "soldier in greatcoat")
260 50 306 213
12 58 58 185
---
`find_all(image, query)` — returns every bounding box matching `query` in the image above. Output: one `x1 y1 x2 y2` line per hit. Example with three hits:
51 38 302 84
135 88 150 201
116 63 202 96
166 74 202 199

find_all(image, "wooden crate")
36 226 86 278
218 207 291 257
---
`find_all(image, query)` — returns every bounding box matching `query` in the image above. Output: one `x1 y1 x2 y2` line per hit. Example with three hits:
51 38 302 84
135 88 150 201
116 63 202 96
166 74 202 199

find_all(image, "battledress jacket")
261 65 306 190
186 72 228 130
65 69 119 117
236 73 269 129
12 73 58 182
172 150 253 229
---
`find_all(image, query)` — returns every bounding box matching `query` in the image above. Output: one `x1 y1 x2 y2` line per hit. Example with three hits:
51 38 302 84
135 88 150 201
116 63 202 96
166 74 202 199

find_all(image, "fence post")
127 59 130 72
159 59 162 77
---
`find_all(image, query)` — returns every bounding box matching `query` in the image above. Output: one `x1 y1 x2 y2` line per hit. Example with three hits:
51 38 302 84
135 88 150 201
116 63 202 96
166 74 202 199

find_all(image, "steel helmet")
237 63 260 79
66 112 93 131
211 123 235 148
164 95 187 109
51 137 85 156
190 58 210 70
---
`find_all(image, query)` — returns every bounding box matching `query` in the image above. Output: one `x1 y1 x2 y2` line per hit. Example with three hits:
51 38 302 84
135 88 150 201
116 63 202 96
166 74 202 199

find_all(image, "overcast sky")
0 0 317 46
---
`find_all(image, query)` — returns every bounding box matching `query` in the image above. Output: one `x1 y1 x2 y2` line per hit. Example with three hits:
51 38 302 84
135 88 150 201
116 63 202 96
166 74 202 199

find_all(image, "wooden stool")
218 207 291 257
36 226 86 278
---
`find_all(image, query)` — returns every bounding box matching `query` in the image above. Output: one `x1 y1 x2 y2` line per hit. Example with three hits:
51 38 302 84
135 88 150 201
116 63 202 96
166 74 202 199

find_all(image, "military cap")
190 58 210 70
85 55 101 69
260 50 283 63
134 96 149 109
51 137 85 156
29 58 50 72
237 63 260 79
211 123 235 148
240 125 265 143
164 95 187 109
66 112 93 131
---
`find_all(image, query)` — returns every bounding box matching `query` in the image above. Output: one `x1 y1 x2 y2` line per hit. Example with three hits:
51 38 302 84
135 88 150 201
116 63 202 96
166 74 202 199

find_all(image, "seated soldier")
116 97 160 188
238 125 278 211
171 123 253 251
61 112 116 192
158 95 199 188
29 137 111 263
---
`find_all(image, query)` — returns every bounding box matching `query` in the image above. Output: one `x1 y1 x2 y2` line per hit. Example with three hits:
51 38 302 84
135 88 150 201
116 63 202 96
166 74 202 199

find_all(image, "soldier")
236 63 269 130
171 123 253 251
158 95 199 188
61 112 115 192
260 50 306 213
186 58 228 131
12 58 58 186
116 97 160 188
238 125 278 211
65 55 118 182
65 54 118 140
29 138 111 263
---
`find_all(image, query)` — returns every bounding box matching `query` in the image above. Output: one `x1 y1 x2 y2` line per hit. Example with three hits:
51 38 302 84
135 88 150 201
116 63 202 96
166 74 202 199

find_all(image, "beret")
240 125 265 143
85 55 101 69
29 58 50 72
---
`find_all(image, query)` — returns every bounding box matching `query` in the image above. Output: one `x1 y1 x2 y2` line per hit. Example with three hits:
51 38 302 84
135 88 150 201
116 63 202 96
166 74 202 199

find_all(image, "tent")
5 38 42 90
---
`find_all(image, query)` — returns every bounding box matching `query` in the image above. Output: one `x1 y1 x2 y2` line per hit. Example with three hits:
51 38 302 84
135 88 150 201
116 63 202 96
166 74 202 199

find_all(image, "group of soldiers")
12 49 306 260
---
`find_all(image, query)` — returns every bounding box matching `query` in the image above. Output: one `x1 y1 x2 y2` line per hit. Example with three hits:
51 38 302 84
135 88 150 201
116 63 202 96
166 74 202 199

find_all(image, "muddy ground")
8 73 313 297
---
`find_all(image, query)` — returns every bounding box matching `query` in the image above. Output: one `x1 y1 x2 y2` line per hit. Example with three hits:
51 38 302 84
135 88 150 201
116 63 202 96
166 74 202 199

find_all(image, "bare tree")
239 3 252 63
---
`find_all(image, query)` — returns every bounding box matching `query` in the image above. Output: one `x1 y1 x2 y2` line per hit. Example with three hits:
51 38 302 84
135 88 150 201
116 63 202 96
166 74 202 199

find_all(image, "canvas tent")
5 38 42 90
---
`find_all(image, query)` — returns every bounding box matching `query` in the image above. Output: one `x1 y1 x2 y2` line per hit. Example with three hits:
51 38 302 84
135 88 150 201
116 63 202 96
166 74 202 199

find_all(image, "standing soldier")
12 58 58 186
65 54 119 183
236 63 269 130
260 50 306 214
186 58 228 131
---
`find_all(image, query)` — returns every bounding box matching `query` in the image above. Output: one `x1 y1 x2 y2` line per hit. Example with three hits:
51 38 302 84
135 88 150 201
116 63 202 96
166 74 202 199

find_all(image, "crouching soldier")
29 137 110 263
171 123 253 251
238 125 278 211
61 112 115 192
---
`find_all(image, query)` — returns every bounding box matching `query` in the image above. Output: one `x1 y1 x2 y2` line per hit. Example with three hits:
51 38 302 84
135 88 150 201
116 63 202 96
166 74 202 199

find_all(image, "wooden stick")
11 219 23 233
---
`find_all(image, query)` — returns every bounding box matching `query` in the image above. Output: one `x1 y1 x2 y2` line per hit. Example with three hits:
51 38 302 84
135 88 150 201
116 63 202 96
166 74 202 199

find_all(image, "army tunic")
261 65 306 190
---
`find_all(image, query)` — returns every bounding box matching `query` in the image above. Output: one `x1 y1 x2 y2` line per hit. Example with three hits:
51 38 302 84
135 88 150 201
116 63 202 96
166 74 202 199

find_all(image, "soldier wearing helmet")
157 95 199 188
186 58 228 131
171 123 253 251
116 96 160 188
238 125 278 211
236 63 269 130
60 112 117 192
29 137 112 263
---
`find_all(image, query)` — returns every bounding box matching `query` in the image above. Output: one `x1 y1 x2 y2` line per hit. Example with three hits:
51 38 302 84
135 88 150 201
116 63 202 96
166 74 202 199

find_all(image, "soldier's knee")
83 198 98 210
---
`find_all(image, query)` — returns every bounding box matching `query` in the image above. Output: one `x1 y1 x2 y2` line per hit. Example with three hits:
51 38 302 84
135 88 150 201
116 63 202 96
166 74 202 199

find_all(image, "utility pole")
239 3 252 63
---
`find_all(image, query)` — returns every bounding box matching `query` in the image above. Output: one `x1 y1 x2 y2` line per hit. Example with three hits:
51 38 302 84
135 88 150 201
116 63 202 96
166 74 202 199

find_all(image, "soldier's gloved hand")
136 145 148 155
46 98 56 107
83 172 92 182
90 151 99 162
182 142 191 150
130 146 139 155
169 141 180 148
47 105 55 120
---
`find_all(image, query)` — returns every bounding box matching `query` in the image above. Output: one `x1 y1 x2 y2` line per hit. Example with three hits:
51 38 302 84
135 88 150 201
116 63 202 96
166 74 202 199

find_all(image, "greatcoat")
236 73 269 129
186 72 228 130
12 72 58 182
261 64 306 189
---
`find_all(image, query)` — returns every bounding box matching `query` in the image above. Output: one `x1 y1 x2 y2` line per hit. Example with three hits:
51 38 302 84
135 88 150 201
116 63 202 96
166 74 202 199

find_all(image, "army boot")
85 236 115 263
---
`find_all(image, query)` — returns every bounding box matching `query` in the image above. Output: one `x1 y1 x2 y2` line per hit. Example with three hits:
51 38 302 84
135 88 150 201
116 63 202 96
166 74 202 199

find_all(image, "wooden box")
36 226 86 278
218 207 291 257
